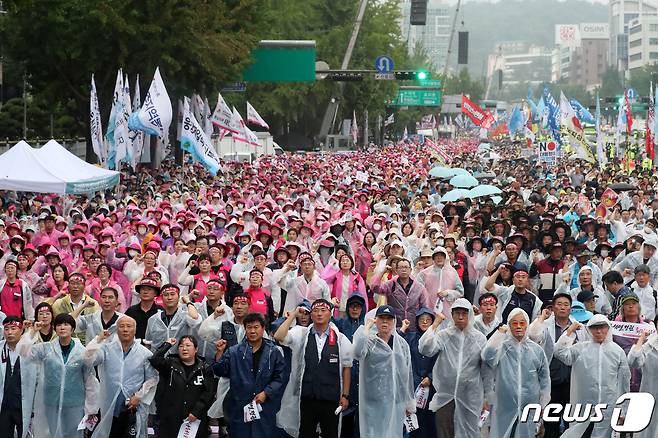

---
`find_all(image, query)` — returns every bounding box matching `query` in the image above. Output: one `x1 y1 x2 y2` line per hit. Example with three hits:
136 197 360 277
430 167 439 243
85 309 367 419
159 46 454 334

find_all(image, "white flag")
232 107 262 147
560 92 595 163
105 70 123 167
351 111 358 143
203 97 213 138
128 67 172 141
180 97 221 174
211 92 239 134
131 75 145 171
246 101 270 130
89 74 104 164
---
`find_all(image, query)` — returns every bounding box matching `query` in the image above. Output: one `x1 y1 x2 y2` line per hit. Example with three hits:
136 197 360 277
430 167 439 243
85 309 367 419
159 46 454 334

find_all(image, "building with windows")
552 23 609 90
486 42 552 88
399 0 453 71
627 14 658 70
609 0 658 72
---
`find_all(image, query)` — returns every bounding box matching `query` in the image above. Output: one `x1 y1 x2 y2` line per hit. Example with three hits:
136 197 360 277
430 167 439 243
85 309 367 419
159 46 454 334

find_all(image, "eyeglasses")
510 320 527 328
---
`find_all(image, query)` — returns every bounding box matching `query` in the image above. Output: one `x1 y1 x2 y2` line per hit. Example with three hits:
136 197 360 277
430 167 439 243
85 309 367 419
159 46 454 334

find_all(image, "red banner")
461 95 494 128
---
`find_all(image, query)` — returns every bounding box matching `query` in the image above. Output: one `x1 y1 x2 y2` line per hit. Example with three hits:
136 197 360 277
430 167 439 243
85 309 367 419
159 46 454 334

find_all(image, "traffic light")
394 70 431 81
328 72 363 81
410 0 428 26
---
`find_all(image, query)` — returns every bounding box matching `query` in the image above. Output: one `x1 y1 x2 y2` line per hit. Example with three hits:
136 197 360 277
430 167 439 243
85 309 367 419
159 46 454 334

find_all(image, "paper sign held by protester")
404 413 419 432
243 401 262 422
415 385 430 409
577 194 592 214
610 321 656 339
600 188 619 209
77 415 99 431
355 171 370 183
177 419 200 438
434 298 444 315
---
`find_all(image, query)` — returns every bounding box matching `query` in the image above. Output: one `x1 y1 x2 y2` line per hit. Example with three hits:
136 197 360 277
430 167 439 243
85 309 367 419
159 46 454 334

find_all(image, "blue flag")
508 105 524 135
570 98 596 125
527 85 540 124
543 87 562 145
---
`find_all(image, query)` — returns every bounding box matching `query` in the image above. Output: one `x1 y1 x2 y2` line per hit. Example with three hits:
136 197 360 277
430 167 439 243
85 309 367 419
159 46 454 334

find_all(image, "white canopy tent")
0 140 120 194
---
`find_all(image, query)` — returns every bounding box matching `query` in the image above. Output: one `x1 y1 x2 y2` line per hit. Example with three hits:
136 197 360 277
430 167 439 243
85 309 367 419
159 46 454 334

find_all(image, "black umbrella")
609 183 635 191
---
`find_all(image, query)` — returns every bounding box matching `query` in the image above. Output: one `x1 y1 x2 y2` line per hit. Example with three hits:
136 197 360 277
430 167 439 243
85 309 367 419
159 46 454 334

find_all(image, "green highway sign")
390 89 442 107
420 79 441 87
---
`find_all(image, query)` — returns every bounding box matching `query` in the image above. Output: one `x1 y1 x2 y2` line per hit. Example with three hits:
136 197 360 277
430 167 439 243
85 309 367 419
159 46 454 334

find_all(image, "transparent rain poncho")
17 332 99 438
0 339 38 438
554 314 631 438
481 308 551 438
418 298 493 438
84 337 159 438
352 322 415 438
628 332 658 438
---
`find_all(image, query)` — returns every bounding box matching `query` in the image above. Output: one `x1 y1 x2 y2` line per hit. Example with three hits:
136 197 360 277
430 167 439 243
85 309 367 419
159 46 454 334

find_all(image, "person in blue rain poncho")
481 308 551 438
417 298 492 438
353 305 415 438
213 312 288 438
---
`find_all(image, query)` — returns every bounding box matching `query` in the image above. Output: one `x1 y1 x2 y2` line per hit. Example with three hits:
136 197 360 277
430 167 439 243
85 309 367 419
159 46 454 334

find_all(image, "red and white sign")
462 96 495 129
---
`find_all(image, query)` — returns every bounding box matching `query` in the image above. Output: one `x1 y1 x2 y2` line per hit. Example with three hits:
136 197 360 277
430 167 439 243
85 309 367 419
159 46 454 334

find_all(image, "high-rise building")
627 14 658 71
486 42 552 88
609 0 658 73
552 23 609 90
399 0 454 71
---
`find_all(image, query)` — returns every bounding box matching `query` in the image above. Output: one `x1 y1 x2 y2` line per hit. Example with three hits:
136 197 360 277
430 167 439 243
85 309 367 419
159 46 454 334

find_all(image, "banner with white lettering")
181 98 221 175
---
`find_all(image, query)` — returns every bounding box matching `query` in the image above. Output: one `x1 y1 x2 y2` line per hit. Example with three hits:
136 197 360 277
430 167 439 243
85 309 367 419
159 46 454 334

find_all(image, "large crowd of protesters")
0 138 657 438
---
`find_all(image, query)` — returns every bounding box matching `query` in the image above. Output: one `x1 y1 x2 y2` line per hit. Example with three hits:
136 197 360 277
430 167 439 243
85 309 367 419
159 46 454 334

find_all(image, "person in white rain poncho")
554 314 631 438
17 313 99 438
0 317 38 438
416 247 464 314
352 305 415 438
627 322 658 438
84 315 159 438
273 299 353 438
144 284 200 352
418 298 493 438
481 308 551 438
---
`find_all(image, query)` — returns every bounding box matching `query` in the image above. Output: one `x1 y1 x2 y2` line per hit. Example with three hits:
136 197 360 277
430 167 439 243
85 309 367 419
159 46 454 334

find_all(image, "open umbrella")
451 168 472 176
440 188 471 202
449 174 479 188
429 166 455 178
609 183 635 192
468 184 502 198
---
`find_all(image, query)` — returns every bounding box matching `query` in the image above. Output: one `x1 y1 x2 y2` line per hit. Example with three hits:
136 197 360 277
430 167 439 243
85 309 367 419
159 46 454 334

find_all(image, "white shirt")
311 325 329 361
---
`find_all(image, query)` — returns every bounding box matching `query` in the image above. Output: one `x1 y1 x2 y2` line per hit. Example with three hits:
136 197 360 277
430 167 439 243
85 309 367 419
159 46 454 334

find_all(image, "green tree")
0 0 266 139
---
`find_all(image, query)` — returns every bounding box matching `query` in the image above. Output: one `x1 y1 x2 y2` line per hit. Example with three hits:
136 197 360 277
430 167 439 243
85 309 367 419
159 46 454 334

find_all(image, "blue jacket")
213 338 289 438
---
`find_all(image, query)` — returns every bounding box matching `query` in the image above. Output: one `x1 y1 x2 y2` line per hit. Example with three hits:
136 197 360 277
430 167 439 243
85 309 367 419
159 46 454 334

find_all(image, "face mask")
437 238 445 247
138 227 147 235
73 249 81 257
600 250 609 257
373 224 382 231
128 250 138 258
